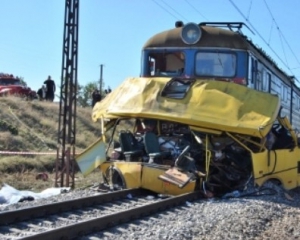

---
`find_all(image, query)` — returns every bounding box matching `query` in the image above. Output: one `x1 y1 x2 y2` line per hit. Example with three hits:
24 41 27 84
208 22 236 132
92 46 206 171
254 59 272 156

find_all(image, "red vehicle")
0 73 37 99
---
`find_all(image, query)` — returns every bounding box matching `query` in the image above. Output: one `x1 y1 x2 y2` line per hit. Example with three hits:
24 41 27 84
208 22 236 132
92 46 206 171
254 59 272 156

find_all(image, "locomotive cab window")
195 52 236 77
147 51 185 77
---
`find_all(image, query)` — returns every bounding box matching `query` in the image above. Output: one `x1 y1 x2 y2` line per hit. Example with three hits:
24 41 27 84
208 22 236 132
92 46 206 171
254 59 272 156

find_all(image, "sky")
1 0 300 95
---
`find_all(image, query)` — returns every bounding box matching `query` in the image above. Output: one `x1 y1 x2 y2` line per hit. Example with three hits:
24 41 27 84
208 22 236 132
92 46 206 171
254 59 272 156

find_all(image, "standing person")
37 86 43 101
37 85 47 101
91 88 101 107
36 85 46 101
44 75 56 102
42 85 46 99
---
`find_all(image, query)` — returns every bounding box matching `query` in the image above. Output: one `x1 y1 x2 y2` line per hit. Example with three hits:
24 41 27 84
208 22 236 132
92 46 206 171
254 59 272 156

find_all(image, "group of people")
36 76 112 105
37 76 56 102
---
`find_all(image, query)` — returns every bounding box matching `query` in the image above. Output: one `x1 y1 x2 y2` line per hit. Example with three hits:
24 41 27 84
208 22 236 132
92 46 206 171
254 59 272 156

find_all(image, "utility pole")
99 64 104 100
55 0 79 188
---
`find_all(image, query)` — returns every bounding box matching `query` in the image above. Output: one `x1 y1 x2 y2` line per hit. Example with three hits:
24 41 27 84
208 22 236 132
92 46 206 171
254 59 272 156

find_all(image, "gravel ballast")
1 181 300 240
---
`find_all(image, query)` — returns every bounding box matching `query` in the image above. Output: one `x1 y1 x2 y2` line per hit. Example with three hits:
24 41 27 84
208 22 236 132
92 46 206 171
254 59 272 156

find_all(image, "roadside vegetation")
0 96 102 191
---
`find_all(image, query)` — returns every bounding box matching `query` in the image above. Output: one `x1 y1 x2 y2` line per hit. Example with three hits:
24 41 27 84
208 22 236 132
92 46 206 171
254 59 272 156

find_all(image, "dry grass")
0 170 103 191
0 96 102 191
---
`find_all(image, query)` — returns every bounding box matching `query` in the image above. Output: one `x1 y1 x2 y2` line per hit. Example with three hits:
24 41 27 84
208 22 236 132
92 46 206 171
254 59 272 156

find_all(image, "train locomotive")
140 21 300 129
77 22 300 197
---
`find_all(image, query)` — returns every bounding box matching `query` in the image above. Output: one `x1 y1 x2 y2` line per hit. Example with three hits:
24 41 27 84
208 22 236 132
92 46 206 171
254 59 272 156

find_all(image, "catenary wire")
263 0 300 69
151 0 188 21
246 0 252 20
151 0 299 83
228 0 300 84
183 0 209 21
160 0 190 22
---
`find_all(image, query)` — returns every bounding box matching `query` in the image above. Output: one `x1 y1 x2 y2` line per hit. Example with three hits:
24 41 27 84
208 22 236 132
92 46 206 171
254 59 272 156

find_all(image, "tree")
56 80 110 107
77 82 98 107
19 76 27 87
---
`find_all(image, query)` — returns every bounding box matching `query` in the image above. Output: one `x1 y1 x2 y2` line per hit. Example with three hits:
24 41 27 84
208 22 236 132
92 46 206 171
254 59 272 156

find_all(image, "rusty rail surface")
0 188 142 225
22 191 201 240
3 190 201 240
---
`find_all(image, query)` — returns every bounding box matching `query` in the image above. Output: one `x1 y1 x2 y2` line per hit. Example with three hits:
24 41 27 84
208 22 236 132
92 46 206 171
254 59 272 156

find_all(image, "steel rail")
20 191 201 240
0 188 142 225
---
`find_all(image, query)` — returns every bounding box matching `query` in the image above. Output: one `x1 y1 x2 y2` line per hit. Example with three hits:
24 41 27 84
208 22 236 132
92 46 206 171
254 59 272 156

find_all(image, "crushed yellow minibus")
77 77 300 197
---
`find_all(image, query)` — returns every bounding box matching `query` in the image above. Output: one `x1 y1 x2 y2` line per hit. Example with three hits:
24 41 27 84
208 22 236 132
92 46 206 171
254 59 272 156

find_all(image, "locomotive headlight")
181 23 201 45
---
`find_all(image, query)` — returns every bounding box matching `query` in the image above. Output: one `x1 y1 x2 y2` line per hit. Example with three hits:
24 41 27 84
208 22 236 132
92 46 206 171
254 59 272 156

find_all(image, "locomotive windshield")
145 51 185 77
142 50 237 78
195 52 236 77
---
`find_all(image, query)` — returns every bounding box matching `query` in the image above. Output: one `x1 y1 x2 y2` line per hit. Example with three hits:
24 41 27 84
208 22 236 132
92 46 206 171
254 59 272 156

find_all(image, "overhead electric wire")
183 0 209 21
152 0 299 82
263 0 300 69
160 0 189 22
151 0 189 22
277 30 289 69
246 0 252 20
267 21 273 45
228 0 300 84
152 0 209 23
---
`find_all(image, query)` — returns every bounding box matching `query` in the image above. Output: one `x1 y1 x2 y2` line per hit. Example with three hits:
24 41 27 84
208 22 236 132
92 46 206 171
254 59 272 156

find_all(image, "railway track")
0 189 201 239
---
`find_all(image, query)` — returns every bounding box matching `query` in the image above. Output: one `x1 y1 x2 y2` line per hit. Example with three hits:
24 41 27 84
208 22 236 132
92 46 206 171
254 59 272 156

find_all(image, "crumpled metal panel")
109 162 142 189
251 149 300 190
141 165 196 195
92 77 280 138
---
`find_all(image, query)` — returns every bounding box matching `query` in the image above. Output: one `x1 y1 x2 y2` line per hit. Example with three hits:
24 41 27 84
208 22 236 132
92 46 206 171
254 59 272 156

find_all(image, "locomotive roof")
143 25 249 49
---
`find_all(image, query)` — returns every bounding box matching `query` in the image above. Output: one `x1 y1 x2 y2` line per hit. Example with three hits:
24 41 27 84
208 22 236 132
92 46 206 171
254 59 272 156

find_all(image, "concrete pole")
99 64 103 100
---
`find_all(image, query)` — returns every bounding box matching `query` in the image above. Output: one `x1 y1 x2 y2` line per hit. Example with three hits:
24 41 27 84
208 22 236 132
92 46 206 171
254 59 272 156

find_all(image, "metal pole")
99 64 103 100
55 0 79 188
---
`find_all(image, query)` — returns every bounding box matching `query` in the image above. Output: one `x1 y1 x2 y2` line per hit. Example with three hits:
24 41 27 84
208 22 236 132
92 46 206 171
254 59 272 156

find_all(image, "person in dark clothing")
105 87 112 94
36 86 44 101
44 76 56 102
36 85 46 101
92 89 101 107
